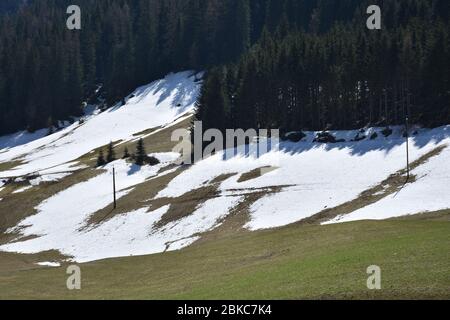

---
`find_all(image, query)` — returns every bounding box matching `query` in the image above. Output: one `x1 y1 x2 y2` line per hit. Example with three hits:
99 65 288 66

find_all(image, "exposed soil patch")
0 250 68 275
87 167 183 226
0 160 24 174
88 172 238 230
197 186 285 243
237 166 278 183
154 173 236 229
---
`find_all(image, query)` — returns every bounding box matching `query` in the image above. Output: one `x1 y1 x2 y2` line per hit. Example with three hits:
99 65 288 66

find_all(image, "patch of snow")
0 129 49 151
39 162 87 175
0 71 201 178
29 173 72 186
324 141 450 224
156 125 450 230
150 152 180 164
372 185 389 197
36 262 61 267
68 195 242 262
0 178 242 262
122 112 195 146
0 152 239 263
0 158 168 258
167 237 200 251
12 185 33 194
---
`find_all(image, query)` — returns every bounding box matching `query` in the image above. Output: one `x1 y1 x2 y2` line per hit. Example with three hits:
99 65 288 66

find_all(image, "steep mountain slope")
0 71 201 178
0 71 449 265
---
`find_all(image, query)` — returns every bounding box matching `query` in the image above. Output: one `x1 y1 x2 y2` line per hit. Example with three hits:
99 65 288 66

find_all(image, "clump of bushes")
96 139 160 168
381 127 393 137
134 138 160 166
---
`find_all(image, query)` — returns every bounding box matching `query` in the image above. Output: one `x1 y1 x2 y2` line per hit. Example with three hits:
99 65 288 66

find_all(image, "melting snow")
1 70 449 263
0 160 242 262
12 185 33 194
324 136 450 224
156 126 450 230
36 262 61 268
0 71 201 178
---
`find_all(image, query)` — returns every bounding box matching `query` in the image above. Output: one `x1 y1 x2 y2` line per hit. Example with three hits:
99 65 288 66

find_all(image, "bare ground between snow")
1 133 449 263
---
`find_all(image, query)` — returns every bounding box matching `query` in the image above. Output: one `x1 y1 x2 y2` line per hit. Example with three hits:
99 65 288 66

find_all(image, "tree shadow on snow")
127 164 141 175
105 71 199 114
223 125 450 161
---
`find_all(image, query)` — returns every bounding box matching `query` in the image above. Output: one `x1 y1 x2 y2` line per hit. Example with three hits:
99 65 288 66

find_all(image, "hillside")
0 71 449 270
1 0 449 304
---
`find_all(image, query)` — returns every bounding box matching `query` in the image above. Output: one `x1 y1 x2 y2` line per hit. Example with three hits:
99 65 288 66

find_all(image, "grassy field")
1 213 449 300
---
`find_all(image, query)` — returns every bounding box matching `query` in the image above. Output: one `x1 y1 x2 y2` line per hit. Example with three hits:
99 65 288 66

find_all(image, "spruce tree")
97 150 106 167
135 139 147 166
123 147 130 159
106 142 116 163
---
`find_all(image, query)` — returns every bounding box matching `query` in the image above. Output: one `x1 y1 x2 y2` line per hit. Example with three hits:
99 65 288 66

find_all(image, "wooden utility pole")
113 166 117 209
405 116 410 181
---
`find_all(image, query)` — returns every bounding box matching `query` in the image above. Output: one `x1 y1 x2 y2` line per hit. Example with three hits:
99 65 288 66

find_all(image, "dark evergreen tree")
106 142 116 163
97 149 106 167
122 147 130 159
196 2 450 136
135 139 147 166
0 0 448 136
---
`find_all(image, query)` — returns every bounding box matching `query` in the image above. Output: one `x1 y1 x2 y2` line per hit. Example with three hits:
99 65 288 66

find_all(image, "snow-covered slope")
0 153 246 262
0 71 201 178
156 126 450 230
0 70 449 264
324 129 450 224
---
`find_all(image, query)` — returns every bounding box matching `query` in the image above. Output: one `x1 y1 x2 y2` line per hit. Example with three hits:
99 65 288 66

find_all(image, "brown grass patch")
0 160 24 173
237 166 278 183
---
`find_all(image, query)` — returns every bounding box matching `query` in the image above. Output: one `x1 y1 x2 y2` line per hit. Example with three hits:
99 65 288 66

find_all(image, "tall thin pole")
405 116 410 181
113 166 117 209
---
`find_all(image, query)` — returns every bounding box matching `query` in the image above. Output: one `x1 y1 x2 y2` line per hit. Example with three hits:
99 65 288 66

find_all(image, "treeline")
0 0 449 135
0 0 27 15
0 0 263 135
197 0 450 135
